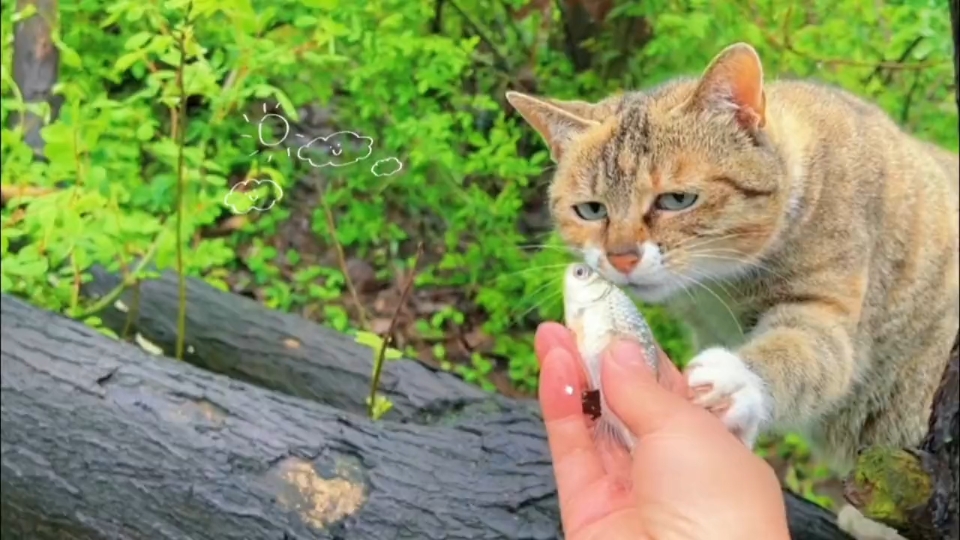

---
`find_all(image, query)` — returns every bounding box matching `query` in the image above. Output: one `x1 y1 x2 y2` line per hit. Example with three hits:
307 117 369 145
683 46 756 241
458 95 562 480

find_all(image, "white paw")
685 347 772 448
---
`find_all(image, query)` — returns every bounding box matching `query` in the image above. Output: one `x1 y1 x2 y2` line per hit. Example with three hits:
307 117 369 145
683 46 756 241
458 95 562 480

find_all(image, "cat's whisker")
495 263 571 281
667 231 770 253
664 246 780 276
685 253 790 282
667 232 758 251
670 270 745 339
681 247 752 256
683 265 738 300
507 283 560 323
508 282 563 325
517 243 581 255
663 271 701 309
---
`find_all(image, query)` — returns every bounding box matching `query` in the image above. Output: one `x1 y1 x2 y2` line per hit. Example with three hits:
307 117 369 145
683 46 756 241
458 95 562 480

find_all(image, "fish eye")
654 192 699 211
573 202 607 221
572 264 591 279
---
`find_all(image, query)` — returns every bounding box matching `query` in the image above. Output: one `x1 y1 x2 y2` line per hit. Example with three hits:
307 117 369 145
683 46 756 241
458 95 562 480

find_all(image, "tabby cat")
506 43 959 477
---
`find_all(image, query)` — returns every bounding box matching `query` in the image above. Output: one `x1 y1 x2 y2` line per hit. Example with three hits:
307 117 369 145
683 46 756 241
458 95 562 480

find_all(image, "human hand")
534 322 790 540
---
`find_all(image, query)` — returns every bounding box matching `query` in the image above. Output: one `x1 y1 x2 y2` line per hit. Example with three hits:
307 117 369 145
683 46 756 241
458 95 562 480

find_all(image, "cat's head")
506 43 789 303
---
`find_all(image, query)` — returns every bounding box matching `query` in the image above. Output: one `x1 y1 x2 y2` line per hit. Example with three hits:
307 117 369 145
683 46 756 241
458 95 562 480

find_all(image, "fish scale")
562 262 661 452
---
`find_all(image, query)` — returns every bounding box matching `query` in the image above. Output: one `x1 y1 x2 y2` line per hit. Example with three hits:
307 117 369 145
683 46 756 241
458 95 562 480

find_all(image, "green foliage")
757 432 838 509
1 0 956 507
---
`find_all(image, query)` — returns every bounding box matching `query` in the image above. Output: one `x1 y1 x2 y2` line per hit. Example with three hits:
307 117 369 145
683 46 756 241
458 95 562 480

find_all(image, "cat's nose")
606 250 640 274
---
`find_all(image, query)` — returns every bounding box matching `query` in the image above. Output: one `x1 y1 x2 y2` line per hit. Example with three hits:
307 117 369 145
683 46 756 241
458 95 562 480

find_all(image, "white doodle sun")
241 103 305 162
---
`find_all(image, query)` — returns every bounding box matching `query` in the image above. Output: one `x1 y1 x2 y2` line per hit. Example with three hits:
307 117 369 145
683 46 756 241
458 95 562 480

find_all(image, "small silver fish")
562 262 660 452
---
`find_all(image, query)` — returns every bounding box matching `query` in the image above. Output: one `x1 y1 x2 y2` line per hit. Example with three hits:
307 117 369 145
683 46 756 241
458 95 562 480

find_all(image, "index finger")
536 330 606 515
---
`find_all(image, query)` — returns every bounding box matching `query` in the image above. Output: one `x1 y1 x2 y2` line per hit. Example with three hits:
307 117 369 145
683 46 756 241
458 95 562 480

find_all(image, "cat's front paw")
684 347 772 448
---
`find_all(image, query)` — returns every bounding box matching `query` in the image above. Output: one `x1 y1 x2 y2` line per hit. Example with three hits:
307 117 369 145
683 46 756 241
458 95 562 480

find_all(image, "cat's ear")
684 43 766 131
505 91 600 162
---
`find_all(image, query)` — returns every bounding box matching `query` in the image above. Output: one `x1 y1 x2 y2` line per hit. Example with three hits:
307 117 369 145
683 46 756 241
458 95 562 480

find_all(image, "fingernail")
605 339 648 369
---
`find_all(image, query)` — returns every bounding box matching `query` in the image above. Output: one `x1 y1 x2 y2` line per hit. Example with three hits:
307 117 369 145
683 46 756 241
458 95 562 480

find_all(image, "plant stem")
173 19 189 360
320 189 370 329
72 231 165 320
367 242 424 419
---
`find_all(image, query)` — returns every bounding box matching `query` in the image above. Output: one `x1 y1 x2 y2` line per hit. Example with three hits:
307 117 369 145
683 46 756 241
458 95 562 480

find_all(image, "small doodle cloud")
223 179 284 214
370 157 403 177
296 131 374 168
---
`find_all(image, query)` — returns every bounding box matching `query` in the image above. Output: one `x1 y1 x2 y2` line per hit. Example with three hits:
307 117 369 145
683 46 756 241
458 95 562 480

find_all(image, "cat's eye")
654 192 699 211
573 202 608 221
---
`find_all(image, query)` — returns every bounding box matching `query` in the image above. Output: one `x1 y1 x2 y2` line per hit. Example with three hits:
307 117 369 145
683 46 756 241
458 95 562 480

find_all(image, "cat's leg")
683 298 860 449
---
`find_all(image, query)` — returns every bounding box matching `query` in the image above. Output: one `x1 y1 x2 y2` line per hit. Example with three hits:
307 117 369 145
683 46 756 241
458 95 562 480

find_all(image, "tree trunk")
11 0 61 159
2 291 852 539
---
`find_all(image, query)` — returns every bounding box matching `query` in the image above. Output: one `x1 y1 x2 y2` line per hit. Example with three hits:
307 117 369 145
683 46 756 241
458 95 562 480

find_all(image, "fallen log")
72 272 851 539
79 266 490 423
2 293 562 540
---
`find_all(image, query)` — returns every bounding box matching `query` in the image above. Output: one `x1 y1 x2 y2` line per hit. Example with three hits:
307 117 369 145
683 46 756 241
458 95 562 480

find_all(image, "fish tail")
591 416 636 454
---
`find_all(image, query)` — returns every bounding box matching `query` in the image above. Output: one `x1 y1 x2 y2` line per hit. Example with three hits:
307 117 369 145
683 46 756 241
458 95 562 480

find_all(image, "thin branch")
776 37 945 71
173 10 191 360
319 191 371 330
899 70 924 124
121 280 141 340
367 242 424 419
745 1 949 71
447 0 513 73
72 232 165 320
431 0 445 33
0 184 57 202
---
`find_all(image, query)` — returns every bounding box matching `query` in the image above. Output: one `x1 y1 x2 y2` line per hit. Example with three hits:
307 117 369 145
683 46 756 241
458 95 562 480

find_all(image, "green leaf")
55 40 83 68
114 51 144 73
301 0 339 9
3 257 49 278
135 122 154 141
354 331 403 360
124 32 153 51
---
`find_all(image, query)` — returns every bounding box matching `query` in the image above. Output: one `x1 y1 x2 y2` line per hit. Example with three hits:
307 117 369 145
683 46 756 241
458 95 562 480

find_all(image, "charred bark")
913 336 960 539
1 294 560 540
79 266 490 423
0 281 849 540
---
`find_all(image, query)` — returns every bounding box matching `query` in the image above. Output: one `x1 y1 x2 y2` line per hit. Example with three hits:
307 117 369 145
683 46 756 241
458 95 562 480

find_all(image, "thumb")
601 339 693 438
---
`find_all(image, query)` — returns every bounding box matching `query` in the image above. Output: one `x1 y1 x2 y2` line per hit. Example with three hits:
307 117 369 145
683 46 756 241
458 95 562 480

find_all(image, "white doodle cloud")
296 131 374 168
223 179 284 214
370 157 403 177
